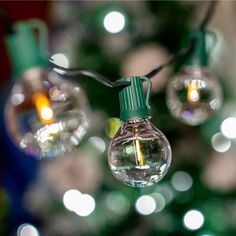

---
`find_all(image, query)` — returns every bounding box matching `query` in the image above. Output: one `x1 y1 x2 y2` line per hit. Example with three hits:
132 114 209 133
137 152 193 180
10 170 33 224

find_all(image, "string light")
1 0 219 188
108 77 172 187
4 20 89 159
49 1 218 187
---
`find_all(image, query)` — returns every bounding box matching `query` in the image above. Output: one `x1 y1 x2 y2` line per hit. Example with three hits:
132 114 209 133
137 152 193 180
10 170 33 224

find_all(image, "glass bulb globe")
108 118 172 187
167 66 222 125
5 68 89 159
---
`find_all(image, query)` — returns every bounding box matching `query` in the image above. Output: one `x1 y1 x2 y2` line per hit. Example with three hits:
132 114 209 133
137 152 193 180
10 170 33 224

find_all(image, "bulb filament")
134 136 144 167
187 80 200 103
33 91 56 125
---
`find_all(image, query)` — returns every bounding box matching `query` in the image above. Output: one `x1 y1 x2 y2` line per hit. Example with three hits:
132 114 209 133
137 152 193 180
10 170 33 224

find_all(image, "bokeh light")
221 117 236 139
63 189 95 217
183 209 204 230
106 191 130 215
17 223 39 236
51 53 69 74
151 193 166 213
74 194 95 217
63 189 82 212
155 183 175 204
103 11 126 34
171 171 193 192
211 132 231 152
88 136 106 153
135 195 156 215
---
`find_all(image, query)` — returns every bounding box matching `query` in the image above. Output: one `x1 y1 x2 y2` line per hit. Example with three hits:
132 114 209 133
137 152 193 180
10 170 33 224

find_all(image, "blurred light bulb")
167 67 222 125
108 118 172 187
103 11 125 34
5 68 89 159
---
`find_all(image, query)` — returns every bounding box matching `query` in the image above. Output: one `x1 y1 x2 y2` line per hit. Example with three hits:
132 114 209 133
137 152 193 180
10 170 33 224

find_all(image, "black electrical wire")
0 2 217 87
145 0 217 79
50 61 130 88
144 38 196 79
199 0 218 31
50 0 218 86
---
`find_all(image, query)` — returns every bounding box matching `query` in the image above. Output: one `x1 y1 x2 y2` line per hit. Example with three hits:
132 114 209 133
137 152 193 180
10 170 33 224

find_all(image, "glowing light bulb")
108 76 171 187
187 80 200 102
33 91 55 124
5 68 89 159
4 20 89 159
167 67 222 125
108 118 172 187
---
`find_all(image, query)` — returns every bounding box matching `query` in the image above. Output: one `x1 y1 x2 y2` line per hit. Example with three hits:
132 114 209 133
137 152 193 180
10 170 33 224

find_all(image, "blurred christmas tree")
1 1 236 236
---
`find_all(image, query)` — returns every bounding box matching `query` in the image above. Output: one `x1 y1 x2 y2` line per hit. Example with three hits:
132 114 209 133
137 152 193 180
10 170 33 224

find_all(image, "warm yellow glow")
33 92 55 124
135 138 144 166
187 80 200 103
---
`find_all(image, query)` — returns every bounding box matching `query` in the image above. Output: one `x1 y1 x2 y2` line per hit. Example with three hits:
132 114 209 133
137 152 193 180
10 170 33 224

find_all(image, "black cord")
50 61 130 88
145 0 217 79
144 38 196 79
44 2 219 85
50 1 217 85
0 1 218 86
199 0 218 31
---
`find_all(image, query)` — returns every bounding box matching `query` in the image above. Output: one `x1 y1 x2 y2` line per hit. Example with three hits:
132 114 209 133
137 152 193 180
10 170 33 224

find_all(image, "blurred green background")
0 1 236 236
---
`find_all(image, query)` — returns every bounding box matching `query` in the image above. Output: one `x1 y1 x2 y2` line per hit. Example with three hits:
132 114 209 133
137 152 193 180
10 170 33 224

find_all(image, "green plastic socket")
186 30 208 67
5 19 48 79
118 76 152 121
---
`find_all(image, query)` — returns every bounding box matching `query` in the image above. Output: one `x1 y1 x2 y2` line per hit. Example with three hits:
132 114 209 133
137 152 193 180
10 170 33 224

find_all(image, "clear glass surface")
5 68 89 159
108 118 172 187
167 66 222 125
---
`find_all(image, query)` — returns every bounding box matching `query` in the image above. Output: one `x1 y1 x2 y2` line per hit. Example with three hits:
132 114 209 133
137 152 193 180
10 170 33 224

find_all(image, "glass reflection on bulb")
167 66 222 125
5 68 89 159
108 118 171 187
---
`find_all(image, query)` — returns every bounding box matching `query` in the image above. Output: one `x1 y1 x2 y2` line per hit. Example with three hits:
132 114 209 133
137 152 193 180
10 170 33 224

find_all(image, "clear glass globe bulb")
108 118 172 187
5 68 89 159
166 66 222 125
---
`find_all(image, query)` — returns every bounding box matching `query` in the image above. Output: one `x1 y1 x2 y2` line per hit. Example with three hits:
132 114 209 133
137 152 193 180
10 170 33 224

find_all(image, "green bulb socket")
5 19 48 79
186 30 208 67
118 76 152 121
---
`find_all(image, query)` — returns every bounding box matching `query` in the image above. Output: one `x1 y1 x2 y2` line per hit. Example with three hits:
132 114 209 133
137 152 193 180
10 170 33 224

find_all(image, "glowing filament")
134 137 144 166
33 92 55 124
187 80 200 103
